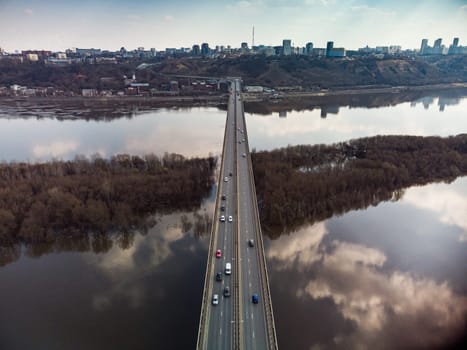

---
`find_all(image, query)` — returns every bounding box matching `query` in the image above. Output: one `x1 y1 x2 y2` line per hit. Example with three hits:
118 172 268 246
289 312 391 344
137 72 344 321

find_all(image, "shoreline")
1 82 466 106
242 82 467 101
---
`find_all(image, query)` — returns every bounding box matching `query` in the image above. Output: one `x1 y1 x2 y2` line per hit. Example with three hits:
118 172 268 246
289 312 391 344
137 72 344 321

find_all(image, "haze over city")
0 0 466 51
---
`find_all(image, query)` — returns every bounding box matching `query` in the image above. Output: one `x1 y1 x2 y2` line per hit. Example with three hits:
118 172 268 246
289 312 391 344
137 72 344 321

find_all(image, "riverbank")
242 82 467 101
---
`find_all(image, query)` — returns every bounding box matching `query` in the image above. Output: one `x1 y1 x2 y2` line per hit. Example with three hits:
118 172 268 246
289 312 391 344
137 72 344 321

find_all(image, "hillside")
0 55 466 93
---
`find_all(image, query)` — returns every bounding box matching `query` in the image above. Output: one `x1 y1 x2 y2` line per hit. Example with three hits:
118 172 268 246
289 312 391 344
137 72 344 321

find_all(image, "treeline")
0 210 212 267
2 54 467 93
0 153 216 245
0 60 137 92
243 88 467 115
252 134 467 238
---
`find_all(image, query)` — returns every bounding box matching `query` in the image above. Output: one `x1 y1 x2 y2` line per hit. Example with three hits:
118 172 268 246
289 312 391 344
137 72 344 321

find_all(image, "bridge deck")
197 80 278 350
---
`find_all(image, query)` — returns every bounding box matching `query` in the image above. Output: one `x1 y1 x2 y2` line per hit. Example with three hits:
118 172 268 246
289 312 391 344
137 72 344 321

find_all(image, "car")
238 141 241 144
240 130 244 134
248 239 254 247
223 286 231 297
225 263 231 275
220 215 225 222
228 215 233 222
242 153 246 158
216 249 222 258
242 138 245 142
216 272 223 281
224 176 228 182
252 294 259 304
221 194 226 200
229 172 232 176
212 294 219 305
220 205 225 212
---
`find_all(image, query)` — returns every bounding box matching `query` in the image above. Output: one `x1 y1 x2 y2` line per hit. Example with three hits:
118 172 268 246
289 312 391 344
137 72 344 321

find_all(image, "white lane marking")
253 331 255 339
220 328 222 335
249 282 251 288
221 311 223 317
251 313 254 320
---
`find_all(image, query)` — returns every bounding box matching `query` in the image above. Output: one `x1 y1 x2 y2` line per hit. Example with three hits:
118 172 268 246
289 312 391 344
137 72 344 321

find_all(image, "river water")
0 93 466 349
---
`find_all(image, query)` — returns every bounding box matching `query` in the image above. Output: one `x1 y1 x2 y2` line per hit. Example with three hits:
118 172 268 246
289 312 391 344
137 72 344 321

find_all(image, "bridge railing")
196 92 231 350
233 89 242 350
241 99 279 350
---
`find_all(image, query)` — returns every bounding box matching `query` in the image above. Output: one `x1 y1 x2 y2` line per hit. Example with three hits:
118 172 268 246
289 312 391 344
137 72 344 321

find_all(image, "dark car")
221 194 226 200
248 239 254 247
220 205 225 212
216 272 223 282
229 172 232 176
223 286 231 297
252 294 259 304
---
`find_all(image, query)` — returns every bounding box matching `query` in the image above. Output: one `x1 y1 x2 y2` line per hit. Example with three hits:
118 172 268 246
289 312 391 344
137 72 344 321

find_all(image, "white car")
242 153 246 158
212 294 219 305
220 215 226 222
224 176 228 182
228 215 233 222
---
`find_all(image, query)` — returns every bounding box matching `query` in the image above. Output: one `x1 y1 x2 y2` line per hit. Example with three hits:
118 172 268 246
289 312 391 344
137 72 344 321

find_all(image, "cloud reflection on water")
85 210 209 312
267 179 467 349
403 182 467 242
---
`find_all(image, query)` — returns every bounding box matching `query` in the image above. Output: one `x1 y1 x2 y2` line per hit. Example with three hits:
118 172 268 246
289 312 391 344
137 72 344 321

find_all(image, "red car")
216 249 222 258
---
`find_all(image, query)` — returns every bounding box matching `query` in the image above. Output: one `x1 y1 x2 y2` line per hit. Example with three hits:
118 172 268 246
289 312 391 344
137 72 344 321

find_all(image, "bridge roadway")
197 79 278 349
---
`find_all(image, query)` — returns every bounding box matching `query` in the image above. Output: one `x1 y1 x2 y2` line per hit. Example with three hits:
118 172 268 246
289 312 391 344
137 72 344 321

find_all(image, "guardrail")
240 96 279 350
196 88 232 350
233 88 242 350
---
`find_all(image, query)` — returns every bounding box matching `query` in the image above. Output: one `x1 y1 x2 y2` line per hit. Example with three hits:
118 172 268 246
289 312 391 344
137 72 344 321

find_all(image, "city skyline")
0 0 466 52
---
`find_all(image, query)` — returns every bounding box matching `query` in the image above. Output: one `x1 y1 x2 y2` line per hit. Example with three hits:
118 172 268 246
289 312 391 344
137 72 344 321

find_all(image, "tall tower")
252 26 255 49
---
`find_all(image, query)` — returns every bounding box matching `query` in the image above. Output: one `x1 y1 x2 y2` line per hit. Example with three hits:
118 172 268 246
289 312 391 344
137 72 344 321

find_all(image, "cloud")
302 241 467 348
87 210 204 310
32 140 78 159
24 8 33 16
226 0 261 15
127 14 141 20
350 5 396 17
268 218 467 348
163 15 174 22
403 183 467 241
267 222 327 270
305 0 332 5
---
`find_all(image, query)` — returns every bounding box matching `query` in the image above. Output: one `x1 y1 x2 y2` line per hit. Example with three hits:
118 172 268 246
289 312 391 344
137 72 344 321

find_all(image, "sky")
0 0 466 52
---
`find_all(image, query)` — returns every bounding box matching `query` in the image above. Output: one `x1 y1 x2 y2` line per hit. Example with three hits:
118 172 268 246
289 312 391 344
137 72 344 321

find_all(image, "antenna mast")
252 26 255 49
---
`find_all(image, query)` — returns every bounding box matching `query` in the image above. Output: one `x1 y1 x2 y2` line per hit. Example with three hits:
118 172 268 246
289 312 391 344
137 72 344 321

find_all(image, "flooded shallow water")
266 176 467 349
0 92 466 349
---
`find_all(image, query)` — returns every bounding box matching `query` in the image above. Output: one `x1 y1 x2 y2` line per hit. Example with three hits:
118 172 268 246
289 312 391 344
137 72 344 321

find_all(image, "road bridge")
197 79 278 350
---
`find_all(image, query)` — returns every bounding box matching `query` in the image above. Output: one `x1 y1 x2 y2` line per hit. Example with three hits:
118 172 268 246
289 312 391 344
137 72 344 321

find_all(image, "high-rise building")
282 39 292 55
192 45 200 56
453 38 459 47
420 39 428 54
201 43 210 56
305 42 314 55
326 41 334 57
434 38 442 48
241 42 249 54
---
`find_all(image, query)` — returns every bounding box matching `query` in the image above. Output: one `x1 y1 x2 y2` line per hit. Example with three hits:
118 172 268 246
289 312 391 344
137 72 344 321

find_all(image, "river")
0 92 466 349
